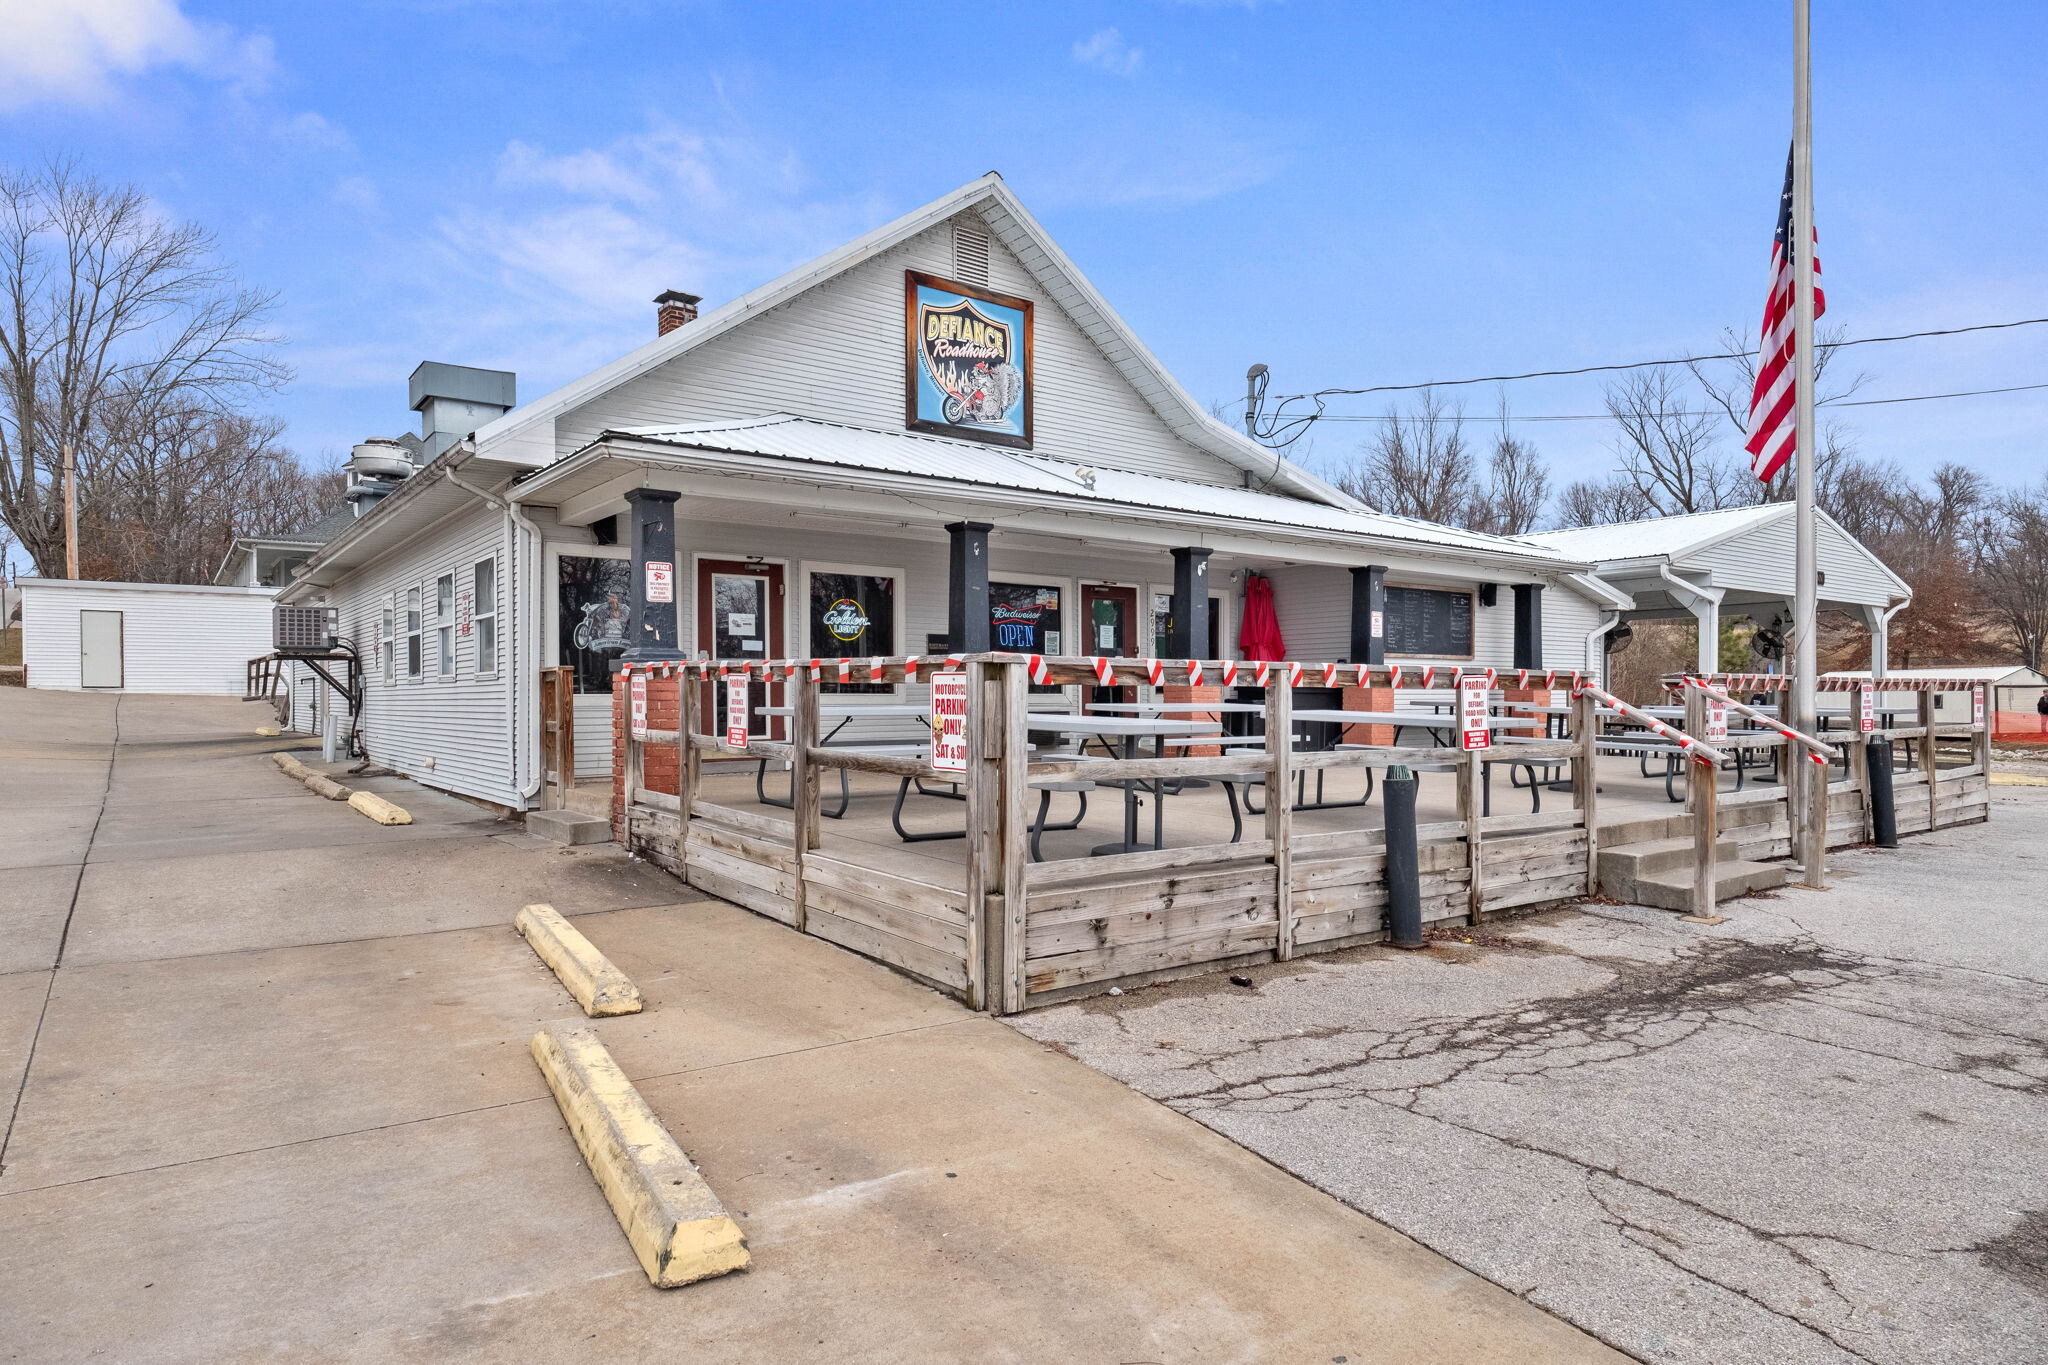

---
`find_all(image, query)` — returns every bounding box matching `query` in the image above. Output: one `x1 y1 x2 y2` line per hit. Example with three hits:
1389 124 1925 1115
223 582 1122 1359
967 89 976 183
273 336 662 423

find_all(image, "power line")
1243 314 2048 454
1290 379 2048 424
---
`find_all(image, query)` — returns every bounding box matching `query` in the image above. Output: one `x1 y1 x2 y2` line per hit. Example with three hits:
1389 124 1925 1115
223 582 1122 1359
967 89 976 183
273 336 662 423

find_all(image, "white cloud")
0 0 266 109
332 175 384 219
274 111 355 155
1072 28 1143 77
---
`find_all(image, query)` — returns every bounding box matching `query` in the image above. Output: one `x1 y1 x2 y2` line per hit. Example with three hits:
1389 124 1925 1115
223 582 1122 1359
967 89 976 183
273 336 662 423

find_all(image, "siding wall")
327 503 521 807
21 582 275 693
1688 515 1902 608
1258 563 1610 681
553 212 1248 487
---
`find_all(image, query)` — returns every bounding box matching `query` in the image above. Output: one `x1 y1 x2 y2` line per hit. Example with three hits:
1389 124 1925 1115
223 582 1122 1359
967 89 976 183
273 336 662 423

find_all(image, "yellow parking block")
347 791 412 825
515 904 643 1017
530 1022 749 1288
1990 771 2048 787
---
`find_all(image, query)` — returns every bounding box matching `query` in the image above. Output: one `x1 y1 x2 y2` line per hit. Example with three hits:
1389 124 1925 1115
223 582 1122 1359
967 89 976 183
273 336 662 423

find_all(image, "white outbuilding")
18 579 278 694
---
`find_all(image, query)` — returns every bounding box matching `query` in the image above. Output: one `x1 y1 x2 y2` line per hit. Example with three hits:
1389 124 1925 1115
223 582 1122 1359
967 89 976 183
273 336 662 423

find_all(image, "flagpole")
1790 1 1818 760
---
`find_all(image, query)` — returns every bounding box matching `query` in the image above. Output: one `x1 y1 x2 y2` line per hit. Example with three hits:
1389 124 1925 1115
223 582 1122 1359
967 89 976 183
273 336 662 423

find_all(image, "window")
405 588 422 678
991 581 1062 695
807 568 897 695
380 604 395 683
473 558 497 675
435 574 455 676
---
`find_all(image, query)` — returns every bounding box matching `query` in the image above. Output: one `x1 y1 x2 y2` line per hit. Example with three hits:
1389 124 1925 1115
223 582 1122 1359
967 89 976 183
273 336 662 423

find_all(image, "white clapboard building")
279 174 1639 810
19 579 279 694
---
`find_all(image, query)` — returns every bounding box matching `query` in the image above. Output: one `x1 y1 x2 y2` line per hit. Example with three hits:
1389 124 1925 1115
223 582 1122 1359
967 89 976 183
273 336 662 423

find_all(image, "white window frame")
799 560 903 699
1146 581 1233 663
380 600 395 684
472 557 498 679
405 587 423 680
435 573 456 679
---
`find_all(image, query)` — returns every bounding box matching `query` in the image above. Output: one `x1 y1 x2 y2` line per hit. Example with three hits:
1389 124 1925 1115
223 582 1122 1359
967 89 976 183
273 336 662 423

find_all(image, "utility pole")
62 440 80 579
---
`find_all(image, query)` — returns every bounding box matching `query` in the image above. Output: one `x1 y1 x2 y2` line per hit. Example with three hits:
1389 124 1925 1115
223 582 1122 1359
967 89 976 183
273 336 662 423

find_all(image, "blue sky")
6 0 2044 496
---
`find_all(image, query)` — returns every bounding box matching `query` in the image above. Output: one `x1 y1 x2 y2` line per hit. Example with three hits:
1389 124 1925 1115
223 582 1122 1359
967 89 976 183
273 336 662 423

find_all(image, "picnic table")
1024 714 1214 856
754 703 933 815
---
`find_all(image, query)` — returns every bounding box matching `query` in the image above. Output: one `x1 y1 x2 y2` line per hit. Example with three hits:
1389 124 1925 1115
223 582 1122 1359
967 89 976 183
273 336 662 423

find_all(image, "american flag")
1743 148 1826 483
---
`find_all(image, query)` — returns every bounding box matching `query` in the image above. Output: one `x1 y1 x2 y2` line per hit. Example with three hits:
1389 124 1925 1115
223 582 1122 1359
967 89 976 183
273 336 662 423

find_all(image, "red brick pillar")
612 671 684 842
1341 684 1395 746
1162 684 1224 756
1502 687 1552 738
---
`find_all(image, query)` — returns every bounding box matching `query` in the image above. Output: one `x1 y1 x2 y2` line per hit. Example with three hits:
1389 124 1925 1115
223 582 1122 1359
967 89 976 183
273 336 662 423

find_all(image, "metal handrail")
1680 677 1838 764
1572 680 1729 767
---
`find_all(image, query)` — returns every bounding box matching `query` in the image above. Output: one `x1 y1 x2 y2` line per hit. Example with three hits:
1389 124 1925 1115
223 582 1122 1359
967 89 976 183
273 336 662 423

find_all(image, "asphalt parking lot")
1013 785 2048 1364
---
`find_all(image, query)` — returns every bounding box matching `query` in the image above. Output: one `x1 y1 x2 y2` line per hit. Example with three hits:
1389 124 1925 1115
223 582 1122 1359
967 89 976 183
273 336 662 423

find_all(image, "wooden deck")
611 657 1992 1014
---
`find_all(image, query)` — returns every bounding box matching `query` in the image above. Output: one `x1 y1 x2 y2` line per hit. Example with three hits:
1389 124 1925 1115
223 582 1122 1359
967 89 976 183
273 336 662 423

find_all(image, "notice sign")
1459 674 1492 752
929 671 969 772
1705 697 1729 743
1859 686 1877 734
644 560 674 604
629 673 649 741
1973 685 1986 727
724 676 750 748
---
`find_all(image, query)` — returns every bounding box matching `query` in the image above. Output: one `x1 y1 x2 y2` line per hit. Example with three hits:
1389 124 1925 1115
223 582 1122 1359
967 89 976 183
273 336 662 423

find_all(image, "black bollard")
1867 737 1898 848
1385 764 1425 949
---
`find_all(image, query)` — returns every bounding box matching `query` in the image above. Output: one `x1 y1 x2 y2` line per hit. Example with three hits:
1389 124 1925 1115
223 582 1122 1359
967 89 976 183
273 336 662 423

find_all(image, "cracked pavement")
1011 786 2048 1364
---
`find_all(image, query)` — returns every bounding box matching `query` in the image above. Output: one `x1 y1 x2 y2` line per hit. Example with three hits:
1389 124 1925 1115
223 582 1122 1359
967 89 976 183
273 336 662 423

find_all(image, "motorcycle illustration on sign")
905 271 1033 448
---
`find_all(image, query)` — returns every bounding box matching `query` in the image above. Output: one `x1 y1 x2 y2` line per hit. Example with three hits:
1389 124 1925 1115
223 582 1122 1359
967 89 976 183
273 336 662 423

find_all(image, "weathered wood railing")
615 654 1602 1013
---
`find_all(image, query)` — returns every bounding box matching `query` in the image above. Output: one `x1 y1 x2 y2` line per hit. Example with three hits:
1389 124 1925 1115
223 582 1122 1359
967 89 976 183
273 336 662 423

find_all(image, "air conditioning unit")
273 605 339 655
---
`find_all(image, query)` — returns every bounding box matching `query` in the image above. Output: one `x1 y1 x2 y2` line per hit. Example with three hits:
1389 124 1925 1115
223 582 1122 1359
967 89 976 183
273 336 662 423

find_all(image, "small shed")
1525 504 1911 672
19 579 277 694
1826 664 2048 742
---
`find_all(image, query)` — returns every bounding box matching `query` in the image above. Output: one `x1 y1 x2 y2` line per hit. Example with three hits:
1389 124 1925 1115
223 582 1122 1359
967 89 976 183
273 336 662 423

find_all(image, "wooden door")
1080 583 1140 702
697 559 786 739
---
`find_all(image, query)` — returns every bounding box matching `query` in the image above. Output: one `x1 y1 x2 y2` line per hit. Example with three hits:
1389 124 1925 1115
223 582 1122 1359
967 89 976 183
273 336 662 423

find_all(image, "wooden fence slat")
688 798 797 842
1024 839 1275 888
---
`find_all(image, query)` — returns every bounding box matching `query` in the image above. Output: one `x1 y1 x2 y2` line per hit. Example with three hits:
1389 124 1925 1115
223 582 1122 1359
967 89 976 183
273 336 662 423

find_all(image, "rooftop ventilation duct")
345 438 413 517
409 361 517 461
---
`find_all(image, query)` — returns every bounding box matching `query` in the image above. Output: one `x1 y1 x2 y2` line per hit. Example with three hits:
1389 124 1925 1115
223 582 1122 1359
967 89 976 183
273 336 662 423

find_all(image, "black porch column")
623 487 683 662
1350 565 1387 665
1513 582 1545 670
946 521 993 653
1169 548 1212 656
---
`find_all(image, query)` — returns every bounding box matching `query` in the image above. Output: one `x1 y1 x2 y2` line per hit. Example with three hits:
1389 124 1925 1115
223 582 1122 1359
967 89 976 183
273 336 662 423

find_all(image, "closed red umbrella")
1238 572 1285 662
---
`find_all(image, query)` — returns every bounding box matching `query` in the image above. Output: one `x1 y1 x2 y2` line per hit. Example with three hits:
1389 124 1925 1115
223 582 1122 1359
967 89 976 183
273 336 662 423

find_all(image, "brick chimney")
654 289 701 335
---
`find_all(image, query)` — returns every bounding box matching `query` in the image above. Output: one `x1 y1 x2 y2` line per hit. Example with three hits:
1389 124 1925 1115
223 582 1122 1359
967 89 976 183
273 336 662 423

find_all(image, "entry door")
1080 583 1140 702
79 610 124 689
697 560 786 739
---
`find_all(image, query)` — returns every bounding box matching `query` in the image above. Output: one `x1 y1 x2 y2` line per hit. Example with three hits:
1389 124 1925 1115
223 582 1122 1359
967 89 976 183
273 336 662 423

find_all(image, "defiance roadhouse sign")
905 271 1033 448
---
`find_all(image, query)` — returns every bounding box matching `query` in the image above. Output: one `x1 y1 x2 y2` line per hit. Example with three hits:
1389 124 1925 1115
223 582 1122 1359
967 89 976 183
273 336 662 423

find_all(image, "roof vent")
952 224 990 286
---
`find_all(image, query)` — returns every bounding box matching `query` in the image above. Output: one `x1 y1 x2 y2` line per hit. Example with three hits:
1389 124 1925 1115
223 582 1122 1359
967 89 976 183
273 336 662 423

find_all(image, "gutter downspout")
1566 572 1633 688
1656 564 1726 674
1871 597 1909 679
445 446 547 803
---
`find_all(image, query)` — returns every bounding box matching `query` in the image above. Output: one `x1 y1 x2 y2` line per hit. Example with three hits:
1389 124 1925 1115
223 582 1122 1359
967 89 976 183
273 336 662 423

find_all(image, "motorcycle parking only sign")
929 671 969 773
905 271 1033 448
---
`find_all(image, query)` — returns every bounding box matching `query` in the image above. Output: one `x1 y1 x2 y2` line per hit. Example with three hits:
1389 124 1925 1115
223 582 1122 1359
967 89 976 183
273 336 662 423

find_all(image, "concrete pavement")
0 688 1622 1363
1014 787 2048 1365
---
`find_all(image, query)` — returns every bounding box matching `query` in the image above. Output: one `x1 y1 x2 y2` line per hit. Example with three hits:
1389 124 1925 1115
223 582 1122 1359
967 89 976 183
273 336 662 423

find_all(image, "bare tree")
1333 389 1475 523
1977 478 2048 673
1462 396 1550 535
0 162 290 577
1554 474 1653 529
1602 367 1740 515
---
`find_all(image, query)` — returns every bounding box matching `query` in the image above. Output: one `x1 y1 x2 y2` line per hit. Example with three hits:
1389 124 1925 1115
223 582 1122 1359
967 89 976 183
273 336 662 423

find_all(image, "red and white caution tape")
1026 654 1051 685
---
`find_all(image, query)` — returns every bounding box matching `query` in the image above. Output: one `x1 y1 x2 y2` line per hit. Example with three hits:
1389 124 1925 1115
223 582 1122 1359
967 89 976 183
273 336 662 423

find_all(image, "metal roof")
1521 504 1785 564
597 414 1577 565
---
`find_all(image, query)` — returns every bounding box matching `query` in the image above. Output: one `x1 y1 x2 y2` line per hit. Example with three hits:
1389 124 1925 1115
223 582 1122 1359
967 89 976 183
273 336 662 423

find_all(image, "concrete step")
1597 834 1746 879
1624 859 1789 912
525 808 613 846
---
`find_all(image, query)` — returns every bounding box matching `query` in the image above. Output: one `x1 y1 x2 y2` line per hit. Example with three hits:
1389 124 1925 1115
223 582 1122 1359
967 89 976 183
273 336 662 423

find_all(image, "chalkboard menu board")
1384 585 1474 659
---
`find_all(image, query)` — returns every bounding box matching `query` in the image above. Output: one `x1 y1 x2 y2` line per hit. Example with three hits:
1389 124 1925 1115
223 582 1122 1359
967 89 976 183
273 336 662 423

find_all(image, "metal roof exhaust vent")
345 438 413 518
409 361 517 461
953 223 990 285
